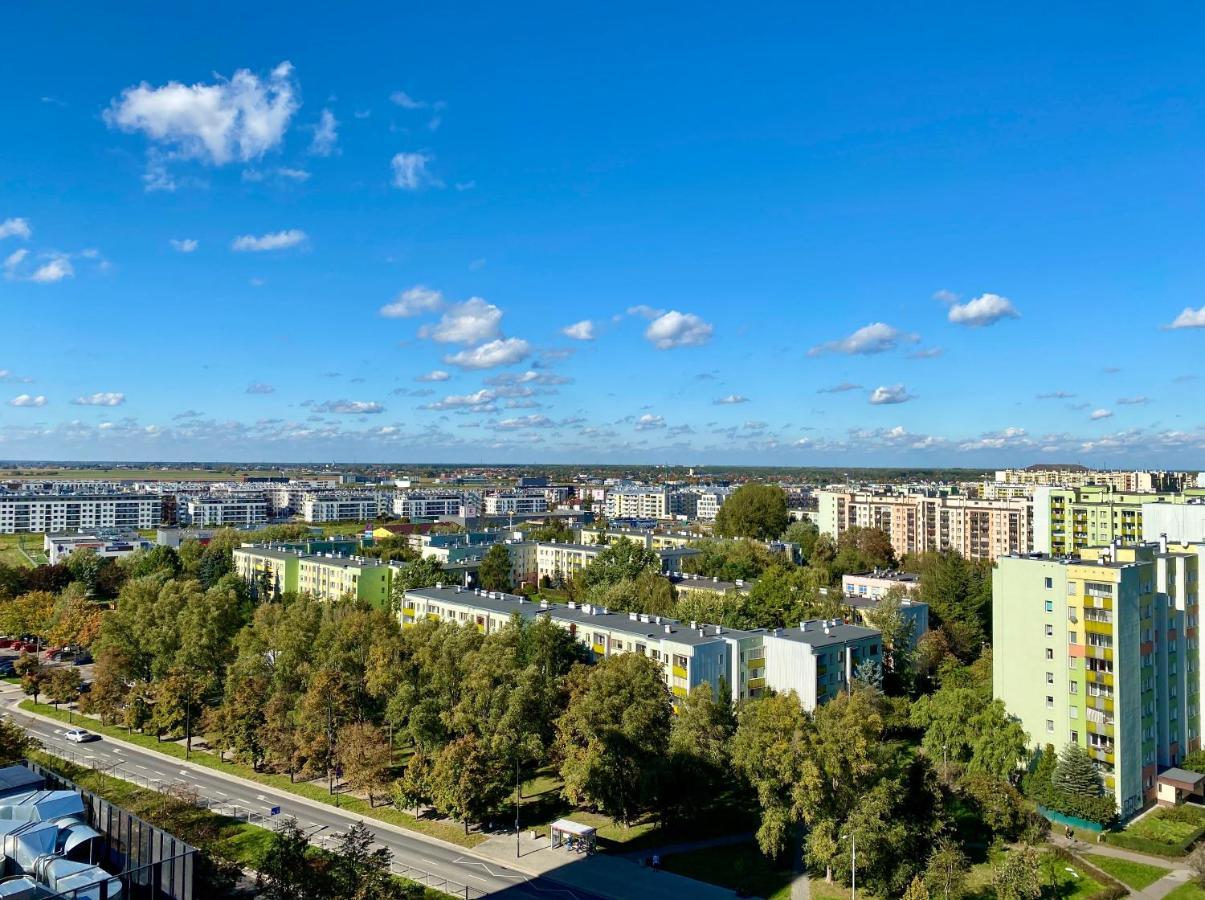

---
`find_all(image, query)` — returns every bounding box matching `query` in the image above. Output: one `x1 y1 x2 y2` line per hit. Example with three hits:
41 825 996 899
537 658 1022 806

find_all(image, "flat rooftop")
768 621 881 648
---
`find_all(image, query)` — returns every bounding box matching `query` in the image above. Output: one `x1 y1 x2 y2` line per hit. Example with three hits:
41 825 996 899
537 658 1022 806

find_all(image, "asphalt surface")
1 685 603 900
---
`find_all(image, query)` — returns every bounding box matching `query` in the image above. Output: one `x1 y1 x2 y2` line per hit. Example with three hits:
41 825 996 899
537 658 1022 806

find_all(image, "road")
1 687 603 900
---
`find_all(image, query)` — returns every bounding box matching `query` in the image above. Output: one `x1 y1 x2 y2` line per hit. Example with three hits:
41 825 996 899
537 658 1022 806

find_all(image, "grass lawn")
1082 852 1169 890
661 842 793 900
0 533 39 568
23 700 486 848
1109 805 1205 856
1166 883 1205 900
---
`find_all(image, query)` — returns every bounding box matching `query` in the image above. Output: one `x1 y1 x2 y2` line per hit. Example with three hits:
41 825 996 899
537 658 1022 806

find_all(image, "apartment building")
184 496 268 528
578 526 697 550
997 469 1195 493
817 489 1033 561
842 570 920 599
483 492 549 516
42 533 152 565
605 486 673 520
298 554 392 607
401 584 881 709
534 541 700 583
1142 503 1205 545
393 491 479 520
233 546 302 598
301 491 389 523
1032 486 1205 556
0 492 160 534
843 594 929 650
994 541 1205 817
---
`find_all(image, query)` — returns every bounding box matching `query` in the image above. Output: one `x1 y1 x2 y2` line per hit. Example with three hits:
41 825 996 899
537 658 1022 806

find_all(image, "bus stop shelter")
549 818 597 854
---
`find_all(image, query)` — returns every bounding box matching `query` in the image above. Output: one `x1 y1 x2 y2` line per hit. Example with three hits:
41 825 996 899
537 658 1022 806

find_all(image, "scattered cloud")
170 238 198 253
422 390 496 411
817 382 862 394
380 285 445 318
443 338 531 370
946 292 1020 327
1117 396 1149 406
416 370 450 383
0 218 31 240
27 256 73 283
1102 367 1122 375
484 370 572 387
419 298 502 344
72 392 124 407
9 394 46 408
1090 408 1113 420
634 414 666 431
1166 306 1205 329
561 320 596 341
246 383 275 394
496 414 555 430
105 61 298 185
869 384 914 405
809 322 917 356
310 108 338 156
1036 391 1075 400
390 90 431 110
713 394 749 405
627 305 663 319
644 310 714 349
231 229 306 252
311 399 384 415
275 167 310 181
391 152 439 190
908 347 943 359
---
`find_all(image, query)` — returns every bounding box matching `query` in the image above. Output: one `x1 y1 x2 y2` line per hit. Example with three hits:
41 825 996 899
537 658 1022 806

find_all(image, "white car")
63 729 98 744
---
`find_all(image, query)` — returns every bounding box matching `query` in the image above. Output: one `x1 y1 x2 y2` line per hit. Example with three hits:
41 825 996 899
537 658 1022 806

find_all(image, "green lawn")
1108 805 1205 856
1082 852 1169 890
1167 882 1205 900
661 842 793 900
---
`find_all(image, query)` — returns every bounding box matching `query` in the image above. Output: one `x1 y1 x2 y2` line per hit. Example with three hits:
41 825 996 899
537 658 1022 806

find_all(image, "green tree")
924 836 968 900
258 817 325 900
661 683 735 822
748 564 835 628
390 557 445 597
328 821 401 900
477 544 513 592
903 875 932 900
993 845 1042 900
1051 742 1102 796
337 722 392 807
43 666 82 709
582 572 674 616
429 734 511 834
730 691 809 858
555 653 672 826
909 685 1028 782
783 520 820 560
578 537 661 591
682 539 778 581
0 718 37 765
714 484 789 541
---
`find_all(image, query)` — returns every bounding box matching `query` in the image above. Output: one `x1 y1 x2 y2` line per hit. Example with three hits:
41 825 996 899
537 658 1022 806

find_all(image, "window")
1045 577 1054 589
1070 730 1079 743
1045 648 1054 660
1046 720 1055 733
1046 696 1054 708
1046 672 1054 684
1045 600 1054 613
1069 682 1078 694
1045 624 1054 637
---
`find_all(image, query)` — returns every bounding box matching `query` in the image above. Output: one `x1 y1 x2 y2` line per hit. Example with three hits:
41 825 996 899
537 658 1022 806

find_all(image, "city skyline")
3 5 1205 465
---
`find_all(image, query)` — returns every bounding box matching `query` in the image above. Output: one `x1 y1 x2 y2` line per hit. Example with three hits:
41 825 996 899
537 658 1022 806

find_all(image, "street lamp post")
514 759 521 858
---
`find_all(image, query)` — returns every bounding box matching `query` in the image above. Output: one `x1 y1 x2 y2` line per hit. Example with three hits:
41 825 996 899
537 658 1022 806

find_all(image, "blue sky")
2 3 1205 465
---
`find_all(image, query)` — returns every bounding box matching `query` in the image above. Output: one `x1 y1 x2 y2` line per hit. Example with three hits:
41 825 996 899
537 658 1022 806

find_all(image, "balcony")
748 677 766 690
672 664 688 679
671 685 687 698
592 644 606 656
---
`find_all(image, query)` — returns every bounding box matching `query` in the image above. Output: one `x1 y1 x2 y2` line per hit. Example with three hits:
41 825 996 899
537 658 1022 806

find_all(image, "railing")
390 864 486 899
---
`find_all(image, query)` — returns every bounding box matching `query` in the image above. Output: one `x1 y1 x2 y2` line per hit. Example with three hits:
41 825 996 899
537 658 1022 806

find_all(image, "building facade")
1032 486 1205 557
0 492 161 534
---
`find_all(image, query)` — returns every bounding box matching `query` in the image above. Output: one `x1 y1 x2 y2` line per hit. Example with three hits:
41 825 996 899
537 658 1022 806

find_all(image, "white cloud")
422 390 496 410
1116 396 1149 406
3 249 29 278
561 320 596 341
947 292 1019 327
713 394 749 405
419 298 502 344
1090 408 1113 420
416 370 450 382
231 229 306 252
380 285 445 318
312 399 384 415
104 61 298 166
310 108 338 156
170 238 198 253
817 382 862 394
72 392 124 407
0 218 31 240
246 383 275 394
496 414 554 430
276 167 310 181
644 310 714 349
9 394 46 408
391 152 438 190
634 414 666 431
809 322 917 356
1036 390 1075 399
627 305 663 319
390 90 427 110
484 370 572 386
28 256 73 283
443 338 531 370
1167 306 1205 329
869 384 914 405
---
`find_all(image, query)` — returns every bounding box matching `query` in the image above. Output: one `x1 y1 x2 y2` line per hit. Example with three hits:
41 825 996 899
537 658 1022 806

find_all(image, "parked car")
63 729 99 744
0 662 14 677
72 651 93 666
0 639 14 649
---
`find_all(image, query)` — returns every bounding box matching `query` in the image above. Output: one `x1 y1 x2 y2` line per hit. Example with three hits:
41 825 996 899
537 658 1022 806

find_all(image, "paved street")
0 685 613 900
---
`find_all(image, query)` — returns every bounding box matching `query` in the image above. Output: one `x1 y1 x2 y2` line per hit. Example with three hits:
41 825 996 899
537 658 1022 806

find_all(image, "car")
0 639 14 649
72 651 92 665
0 663 14 677
63 729 98 744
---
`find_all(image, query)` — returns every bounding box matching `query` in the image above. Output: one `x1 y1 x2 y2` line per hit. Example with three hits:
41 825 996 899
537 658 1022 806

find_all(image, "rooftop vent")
568 601 576 610
435 581 443 590
664 624 672 634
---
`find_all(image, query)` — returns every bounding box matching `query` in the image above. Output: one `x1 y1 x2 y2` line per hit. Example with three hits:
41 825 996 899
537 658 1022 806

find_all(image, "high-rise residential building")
817 489 1033 561
605 486 673 519
0 492 161 534
1032 486 1205 556
994 540 1205 817
996 468 1195 492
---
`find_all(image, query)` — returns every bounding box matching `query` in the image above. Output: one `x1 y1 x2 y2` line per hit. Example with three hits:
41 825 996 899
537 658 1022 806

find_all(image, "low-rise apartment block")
42 532 153 565
0 492 161 534
535 541 699 583
484 492 549 516
234 545 392 607
401 584 881 709
184 496 267 528
302 491 390 523
994 540 1205 817
842 570 920 599
997 468 1195 493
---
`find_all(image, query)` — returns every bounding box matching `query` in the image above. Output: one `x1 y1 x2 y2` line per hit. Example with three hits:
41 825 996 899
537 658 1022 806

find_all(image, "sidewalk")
1051 834 1191 899
474 830 740 900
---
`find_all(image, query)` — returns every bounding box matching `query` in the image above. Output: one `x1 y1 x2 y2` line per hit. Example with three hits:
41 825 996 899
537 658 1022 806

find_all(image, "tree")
48 586 104 649
86 647 131 726
429 734 510 833
0 718 37 765
682 539 778 581
662 684 735 822
44 666 82 710
835 526 896 573
730 691 809 858
555 653 672 826
582 572 674 617
1052 742 1102 796
993 845 1042 900
477 544 513 592
924 836 968 900
151 670 208 749
1186 843 1205 887
903 876 931 900
0 591 55 642
337 722 392 807
577 538 660 591
783 520 820 560
858 585 915 669
748 564 835 628
714 484 789 541
328 821 399 900
910 685 1028 782
259 817 324 900
393 752 433 815
391 557 445 597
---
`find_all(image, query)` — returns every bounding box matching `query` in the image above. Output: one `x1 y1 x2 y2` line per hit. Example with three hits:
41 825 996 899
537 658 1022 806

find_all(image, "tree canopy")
714 484 789 541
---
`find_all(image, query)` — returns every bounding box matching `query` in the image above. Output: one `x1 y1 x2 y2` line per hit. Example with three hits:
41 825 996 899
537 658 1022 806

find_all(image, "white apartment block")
0 492 161 534
302 492 390 523
484 492 549 516
605 486 672 519
184 496 268 528
394 492 478 519
996 469 1193 493
818 489 1033 562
